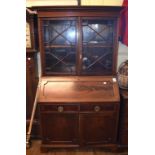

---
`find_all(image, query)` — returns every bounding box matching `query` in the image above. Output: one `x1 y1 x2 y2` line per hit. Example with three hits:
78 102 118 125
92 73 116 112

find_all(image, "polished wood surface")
38 76 120 151
41 113 79 145
80 112 118 145
26 140 128 155
38 76 120 103
32 6 122 14
39 103 119 148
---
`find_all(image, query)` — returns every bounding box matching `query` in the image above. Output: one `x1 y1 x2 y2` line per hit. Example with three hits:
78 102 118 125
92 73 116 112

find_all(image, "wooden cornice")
30 6 123 12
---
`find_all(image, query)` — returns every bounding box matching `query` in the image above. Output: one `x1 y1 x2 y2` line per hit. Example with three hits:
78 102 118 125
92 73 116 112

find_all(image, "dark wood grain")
41 113 79 145
79 112 118 145
37 76 120 151
31 6 122 13
38 76 120 103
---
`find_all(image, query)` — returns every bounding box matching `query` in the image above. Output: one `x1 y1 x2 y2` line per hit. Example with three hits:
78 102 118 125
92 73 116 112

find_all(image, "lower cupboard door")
79 112 118 146
41 113 79 145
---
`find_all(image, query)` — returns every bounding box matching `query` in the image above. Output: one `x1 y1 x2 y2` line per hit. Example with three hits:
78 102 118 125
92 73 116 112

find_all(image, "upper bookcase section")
32 6 122 76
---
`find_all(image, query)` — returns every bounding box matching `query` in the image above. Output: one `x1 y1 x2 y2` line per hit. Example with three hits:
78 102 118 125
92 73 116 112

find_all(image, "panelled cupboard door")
41 113 79 145
79 112 118 145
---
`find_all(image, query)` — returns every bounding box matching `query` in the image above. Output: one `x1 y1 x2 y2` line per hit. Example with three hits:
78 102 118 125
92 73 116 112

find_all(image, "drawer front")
40 104 79 112
80 103 116 112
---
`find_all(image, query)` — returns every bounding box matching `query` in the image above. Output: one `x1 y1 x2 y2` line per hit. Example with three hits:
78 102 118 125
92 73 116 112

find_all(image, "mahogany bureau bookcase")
31 6 123 152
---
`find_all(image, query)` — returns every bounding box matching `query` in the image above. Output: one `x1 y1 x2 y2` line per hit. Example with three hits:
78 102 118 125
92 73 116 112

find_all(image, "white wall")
26 0 123 7
26 0 78 7
117 41 128 70
81 0 123 6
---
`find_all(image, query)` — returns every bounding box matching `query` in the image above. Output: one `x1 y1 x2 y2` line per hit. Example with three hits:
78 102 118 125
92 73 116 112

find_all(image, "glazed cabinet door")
41 18 77 75
81 18 116 75
80 112 118 146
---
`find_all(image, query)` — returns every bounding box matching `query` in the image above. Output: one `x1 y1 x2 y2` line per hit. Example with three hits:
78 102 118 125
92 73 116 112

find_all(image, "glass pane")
82 19 114 46
43 20 76 46
45 47 76 74
42 19 77 74
82 47 113 75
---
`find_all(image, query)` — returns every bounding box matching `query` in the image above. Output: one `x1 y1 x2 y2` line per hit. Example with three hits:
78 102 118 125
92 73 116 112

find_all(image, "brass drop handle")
94 106 101 112
58 106 64 112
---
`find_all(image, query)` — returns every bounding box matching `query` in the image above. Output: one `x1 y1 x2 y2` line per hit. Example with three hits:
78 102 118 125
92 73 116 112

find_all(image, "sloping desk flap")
38 76 120 103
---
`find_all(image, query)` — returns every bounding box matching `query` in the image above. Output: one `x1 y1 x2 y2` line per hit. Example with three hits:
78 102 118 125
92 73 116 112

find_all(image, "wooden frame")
35 6 122 76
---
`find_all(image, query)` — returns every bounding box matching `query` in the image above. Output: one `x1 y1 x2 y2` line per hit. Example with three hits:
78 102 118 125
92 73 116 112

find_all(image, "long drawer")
39 103 118 113
40 104 79 112
80 103 118 112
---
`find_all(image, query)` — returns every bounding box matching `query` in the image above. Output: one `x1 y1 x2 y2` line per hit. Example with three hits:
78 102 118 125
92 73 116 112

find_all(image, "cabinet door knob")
58 106 64 112
94 106 101 112
27 57 31 61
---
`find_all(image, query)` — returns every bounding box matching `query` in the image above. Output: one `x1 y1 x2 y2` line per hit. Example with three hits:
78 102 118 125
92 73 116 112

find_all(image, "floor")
26 140 128 155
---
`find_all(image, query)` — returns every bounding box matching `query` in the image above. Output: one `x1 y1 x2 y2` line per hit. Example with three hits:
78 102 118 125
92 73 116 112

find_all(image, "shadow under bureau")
37 76 120 152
